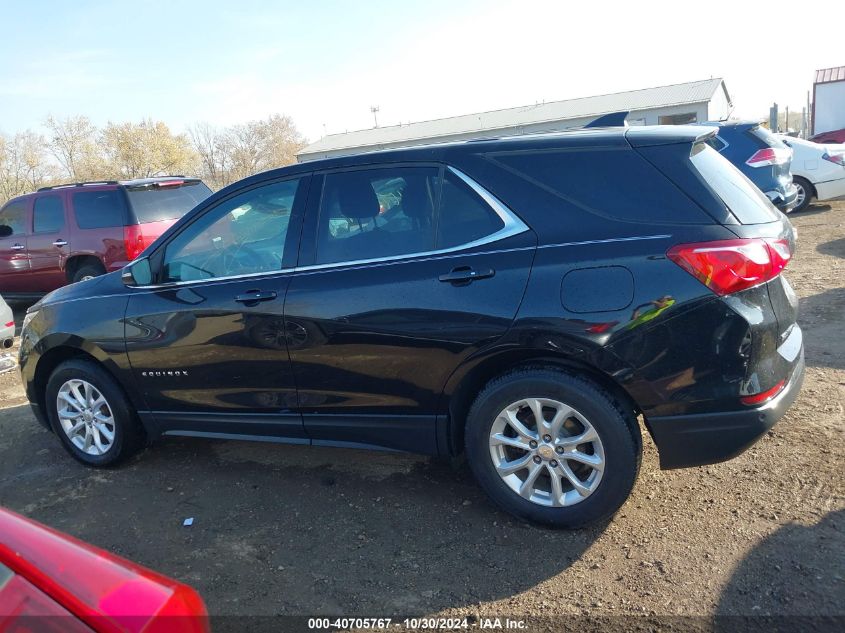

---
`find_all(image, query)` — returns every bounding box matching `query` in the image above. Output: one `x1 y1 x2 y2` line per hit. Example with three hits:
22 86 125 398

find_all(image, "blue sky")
2 1 842 143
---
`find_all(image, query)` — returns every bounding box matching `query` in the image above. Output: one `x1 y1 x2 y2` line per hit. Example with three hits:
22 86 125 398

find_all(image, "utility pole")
370 106 380 128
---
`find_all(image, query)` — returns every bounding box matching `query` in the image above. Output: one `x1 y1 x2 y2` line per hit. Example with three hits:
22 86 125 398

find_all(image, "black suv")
19 125 804 528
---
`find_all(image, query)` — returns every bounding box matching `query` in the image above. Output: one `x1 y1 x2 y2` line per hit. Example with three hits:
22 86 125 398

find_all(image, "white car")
0 294 13 349
777 134 845 212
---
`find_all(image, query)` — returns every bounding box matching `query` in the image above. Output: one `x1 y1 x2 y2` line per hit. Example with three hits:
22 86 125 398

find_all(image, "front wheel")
45 359 144 466
465 368 641 528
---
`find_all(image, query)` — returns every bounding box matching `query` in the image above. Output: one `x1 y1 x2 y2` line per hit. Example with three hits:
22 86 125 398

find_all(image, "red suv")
0 177 211 300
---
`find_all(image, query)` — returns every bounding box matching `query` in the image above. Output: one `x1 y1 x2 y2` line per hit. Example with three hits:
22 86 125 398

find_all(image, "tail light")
745 147 790 167
0 508 209 633
822 151 845 166
124 225 155 261
667 238 792 296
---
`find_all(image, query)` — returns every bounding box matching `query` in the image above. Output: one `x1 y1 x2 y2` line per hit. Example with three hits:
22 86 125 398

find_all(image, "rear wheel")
72 263 106 283
45 359 144 466
465 368 640 528
792 177 814 213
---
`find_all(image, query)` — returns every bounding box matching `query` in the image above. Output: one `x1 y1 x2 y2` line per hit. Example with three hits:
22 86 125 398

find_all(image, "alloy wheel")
489 398 605 507
56 379 116 456
794 183 806 209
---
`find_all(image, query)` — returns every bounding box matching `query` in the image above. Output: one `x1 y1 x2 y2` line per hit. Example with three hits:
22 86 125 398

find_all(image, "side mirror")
0 225 13 238
121 257 152 287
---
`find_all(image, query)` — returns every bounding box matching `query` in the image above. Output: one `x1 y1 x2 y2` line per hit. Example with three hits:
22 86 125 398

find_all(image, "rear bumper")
646 347 805 469
768 183 799 212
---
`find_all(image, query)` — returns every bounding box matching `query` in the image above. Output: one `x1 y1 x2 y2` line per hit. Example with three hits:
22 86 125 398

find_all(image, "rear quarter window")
73 190 128 229
689 143 781 224
490 148 711 224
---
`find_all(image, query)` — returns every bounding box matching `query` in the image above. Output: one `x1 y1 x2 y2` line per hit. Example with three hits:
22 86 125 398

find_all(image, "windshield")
690 143 781 224
126 181 212 224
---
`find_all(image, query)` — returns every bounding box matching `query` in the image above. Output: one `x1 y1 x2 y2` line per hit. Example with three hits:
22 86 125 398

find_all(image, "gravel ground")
0 202 842 628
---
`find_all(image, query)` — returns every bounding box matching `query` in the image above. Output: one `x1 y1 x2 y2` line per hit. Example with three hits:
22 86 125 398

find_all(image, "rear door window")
33 196 66 233
689 143 781 224
73 190 128 229
126 181 212 224
316 167 438 265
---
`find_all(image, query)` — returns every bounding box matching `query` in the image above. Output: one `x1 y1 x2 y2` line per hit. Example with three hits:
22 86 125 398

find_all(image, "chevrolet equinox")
19 125 804 528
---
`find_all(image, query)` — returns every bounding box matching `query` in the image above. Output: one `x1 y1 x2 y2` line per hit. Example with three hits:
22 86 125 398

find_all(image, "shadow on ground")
0 403 601 616
799 287 845 370
716 509 844 624
792 203 833 218
817 236 845 259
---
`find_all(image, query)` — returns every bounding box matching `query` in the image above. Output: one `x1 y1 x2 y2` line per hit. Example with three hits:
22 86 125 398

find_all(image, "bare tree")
101 119 199 179
188 122 232 190
44 115 104 181
2 113 306 204
0 130 57 204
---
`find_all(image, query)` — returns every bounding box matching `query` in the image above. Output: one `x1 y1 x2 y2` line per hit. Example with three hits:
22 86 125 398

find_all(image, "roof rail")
37 181 120 192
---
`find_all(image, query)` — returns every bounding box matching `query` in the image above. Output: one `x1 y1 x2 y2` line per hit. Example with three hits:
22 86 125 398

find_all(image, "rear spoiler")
625 125 718 148
585 111 629 128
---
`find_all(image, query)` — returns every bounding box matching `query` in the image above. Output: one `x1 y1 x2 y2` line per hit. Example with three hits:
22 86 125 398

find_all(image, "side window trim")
132 167 528 287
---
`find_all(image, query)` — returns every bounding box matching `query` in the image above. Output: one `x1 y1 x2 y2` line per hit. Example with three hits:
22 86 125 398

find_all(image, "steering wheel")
199 244 267 277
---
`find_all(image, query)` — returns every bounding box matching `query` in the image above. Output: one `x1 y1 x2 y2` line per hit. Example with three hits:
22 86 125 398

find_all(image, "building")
812 66 845 135
298 78 733 162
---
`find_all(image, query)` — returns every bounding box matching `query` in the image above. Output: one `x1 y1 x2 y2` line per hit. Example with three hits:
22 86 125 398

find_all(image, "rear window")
126 181 212 224
73 190 128 229
689 143 781 224
748 125 789 149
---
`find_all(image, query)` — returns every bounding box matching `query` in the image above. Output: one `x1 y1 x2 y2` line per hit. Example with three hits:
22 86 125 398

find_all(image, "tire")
464 367 641 529
792 177 813 213
72 263 105 284
45 359 144 466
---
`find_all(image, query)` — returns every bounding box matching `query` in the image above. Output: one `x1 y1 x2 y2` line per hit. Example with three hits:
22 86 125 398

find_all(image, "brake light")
740 379 786 405
156 179 185 187
822 152 845 166
745 147 790 167
667 238 792 296
123 225 157 261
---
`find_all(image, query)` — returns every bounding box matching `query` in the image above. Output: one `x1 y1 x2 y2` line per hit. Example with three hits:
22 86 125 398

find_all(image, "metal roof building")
812 65 845 135
298 78 733 161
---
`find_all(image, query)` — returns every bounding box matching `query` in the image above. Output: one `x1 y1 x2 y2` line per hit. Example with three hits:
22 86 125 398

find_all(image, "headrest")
334 175 380 221
401 179 433 221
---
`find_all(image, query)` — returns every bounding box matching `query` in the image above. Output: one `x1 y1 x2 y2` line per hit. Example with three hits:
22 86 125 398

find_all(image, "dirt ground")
0 202 842 628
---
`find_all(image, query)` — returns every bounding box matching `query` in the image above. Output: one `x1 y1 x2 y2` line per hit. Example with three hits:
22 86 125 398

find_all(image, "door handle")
438 266 495 284
53 239 68 247
10 243 25 251
235 290 277 304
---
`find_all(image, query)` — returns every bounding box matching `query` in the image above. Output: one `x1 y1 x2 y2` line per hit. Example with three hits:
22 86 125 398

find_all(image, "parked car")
0 506 208 632
0 295 13 349
19 125 804 529
809 127 845 145
776 134 845 212
699 120 799 212
0 177 212 300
